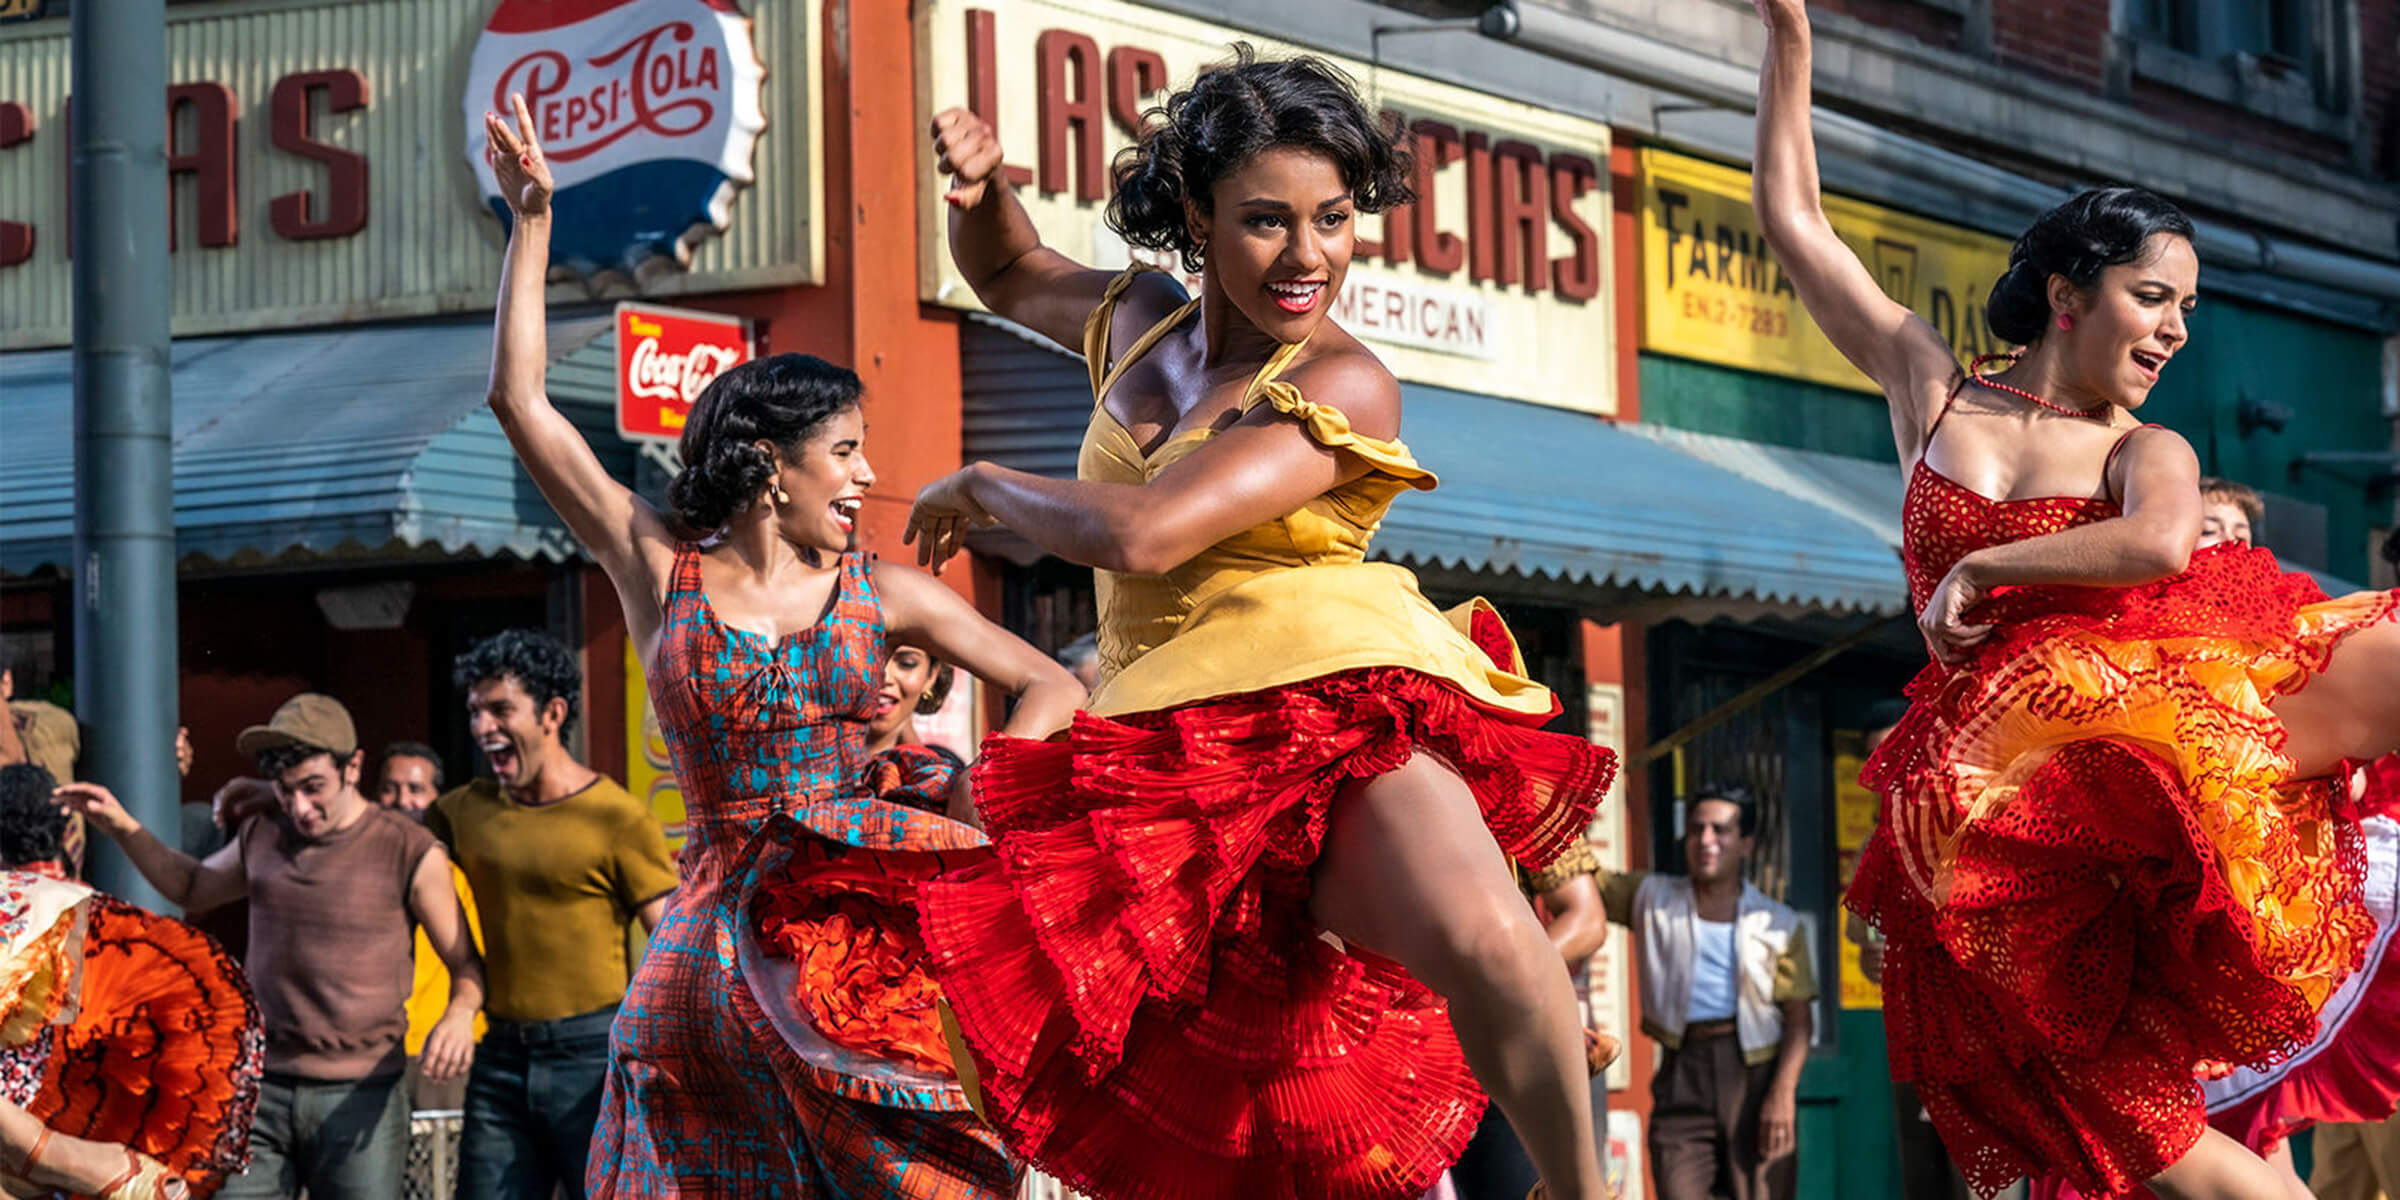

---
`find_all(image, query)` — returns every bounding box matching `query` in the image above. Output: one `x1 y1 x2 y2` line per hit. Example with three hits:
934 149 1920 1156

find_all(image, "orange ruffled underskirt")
4 895 263 1198
1851 544 2399 1199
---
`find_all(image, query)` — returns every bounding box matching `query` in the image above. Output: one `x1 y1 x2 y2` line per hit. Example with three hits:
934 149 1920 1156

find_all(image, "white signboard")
914 0 1617 413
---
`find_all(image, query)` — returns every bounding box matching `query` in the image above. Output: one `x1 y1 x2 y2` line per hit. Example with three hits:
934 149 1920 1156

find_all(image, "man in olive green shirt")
429 631 677 1200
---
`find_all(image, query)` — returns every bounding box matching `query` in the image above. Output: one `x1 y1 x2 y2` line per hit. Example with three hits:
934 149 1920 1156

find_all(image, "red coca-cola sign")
615 301 752 442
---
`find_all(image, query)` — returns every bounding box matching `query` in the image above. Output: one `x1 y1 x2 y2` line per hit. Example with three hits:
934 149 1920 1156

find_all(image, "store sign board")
1585 681 1634 1091
1833 728 1882 1010
615 301 753 442
915 0 1617 414
1638 149 2015 394
0 0 822 349
463 0 769 277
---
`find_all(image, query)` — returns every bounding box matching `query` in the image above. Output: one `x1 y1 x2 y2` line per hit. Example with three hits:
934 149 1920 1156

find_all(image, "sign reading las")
1640 149 2016 393
915 0 1617 415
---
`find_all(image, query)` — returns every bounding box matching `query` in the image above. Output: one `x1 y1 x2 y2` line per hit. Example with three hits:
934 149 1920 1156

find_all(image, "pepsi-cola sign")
465 0 767 278
616 302 753 442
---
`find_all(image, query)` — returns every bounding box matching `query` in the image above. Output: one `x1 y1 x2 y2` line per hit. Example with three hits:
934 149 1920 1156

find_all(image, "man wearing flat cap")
59 692 485 1200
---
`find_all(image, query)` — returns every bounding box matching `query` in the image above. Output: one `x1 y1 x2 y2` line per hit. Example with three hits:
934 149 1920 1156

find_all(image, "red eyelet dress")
917 268 1617 1200
0 868 263 1198
1848 394 2400 1198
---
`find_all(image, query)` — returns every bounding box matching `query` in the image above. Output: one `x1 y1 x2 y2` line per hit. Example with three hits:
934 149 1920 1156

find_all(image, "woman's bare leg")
2273 619 2400 777
2144 1127 2287 1199
1309 752 1604 1200
2259 1140 2314 1200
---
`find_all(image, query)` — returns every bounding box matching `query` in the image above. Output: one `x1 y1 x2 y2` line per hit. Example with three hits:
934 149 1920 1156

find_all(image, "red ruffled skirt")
918 667 1615 1200
1850 546 2399 1198
4 895 264 1198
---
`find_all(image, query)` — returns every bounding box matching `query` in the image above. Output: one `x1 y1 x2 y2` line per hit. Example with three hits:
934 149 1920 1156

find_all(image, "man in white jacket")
1600 786 1814 1200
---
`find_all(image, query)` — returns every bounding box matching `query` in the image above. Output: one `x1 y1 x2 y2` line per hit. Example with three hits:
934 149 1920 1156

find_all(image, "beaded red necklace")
1968 353 2113 420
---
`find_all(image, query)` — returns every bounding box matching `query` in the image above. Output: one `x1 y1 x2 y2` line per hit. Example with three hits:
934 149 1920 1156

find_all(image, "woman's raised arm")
483 94 674 632
1750 1 1957 441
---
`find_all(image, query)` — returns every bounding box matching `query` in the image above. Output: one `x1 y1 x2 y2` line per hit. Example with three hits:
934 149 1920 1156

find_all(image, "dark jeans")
217 1070 409 1200
458 1005 616 1200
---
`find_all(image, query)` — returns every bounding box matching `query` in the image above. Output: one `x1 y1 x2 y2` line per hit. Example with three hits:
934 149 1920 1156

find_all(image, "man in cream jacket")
1599 785 1814 1200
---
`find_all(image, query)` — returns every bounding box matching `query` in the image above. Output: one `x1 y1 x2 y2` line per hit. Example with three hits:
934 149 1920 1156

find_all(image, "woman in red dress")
1751 3 2400 1197
477 97 1085 1197
906 48 1615 1200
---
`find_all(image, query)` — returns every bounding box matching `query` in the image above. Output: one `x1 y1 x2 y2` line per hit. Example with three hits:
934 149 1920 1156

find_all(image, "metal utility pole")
72 0 176 912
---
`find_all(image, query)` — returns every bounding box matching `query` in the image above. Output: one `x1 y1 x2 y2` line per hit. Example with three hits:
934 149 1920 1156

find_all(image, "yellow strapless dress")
919 267 1615 1200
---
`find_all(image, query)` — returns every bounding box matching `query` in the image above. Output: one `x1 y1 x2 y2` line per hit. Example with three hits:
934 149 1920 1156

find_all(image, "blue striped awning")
960 316 1909 615
0 316 632 575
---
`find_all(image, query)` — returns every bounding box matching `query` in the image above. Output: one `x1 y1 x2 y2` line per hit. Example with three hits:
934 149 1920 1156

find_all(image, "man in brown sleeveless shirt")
66 693 485 1200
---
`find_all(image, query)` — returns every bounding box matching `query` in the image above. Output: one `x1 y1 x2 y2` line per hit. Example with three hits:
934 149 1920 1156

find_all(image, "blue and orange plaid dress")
587 546 1013 1199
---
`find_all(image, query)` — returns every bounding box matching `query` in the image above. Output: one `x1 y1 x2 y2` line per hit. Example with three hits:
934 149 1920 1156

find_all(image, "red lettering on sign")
167 82 238 250
1492 139 1546 293
1464 132 1494 284
1547 153 1600 302
499 22 715 164
1105 46 1167 137
1411 120 1464 276
965 9 1035 188
1 102 30 267
1035 29 1104 202
270 69 370 241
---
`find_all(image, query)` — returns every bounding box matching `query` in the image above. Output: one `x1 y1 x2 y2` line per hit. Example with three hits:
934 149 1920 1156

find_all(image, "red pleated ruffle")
919 667 1614 1200
30 897 263 1198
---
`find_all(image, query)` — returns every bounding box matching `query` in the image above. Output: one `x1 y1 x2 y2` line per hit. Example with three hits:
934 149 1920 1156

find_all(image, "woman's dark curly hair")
1986 186 2195 346
1107 44 1414 274
0 763 67 868
454 628 583 737
666 353 864 535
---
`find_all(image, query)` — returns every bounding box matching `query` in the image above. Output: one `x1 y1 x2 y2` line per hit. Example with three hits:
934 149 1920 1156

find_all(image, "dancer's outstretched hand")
484 92 554 219
905 465 996 573
1918 560 1994 666
1751 0 1807 28
931 108 1005 209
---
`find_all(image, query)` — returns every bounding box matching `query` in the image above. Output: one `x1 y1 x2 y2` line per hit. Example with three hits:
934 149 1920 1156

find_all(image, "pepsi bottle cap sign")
464 0 767 280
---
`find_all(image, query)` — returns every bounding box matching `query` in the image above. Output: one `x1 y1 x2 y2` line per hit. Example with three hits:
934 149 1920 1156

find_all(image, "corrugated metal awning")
960 315 1909 616
0 315 630 576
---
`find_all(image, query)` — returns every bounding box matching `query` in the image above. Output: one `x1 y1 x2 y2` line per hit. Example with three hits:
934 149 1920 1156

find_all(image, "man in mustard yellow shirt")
381 743 487 1111
429 631 676 1200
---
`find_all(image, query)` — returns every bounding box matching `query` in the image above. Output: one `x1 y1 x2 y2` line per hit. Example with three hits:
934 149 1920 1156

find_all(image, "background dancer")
477 96 1083 1199
1750 2 2400 1196
908 48 1615 1200
0 826 260 1200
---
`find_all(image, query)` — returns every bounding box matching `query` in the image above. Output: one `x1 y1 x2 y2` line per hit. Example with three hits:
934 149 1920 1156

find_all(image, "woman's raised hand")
484 92 554 219
1751 0 1808 29
931 108 1006 210
905 465 997 573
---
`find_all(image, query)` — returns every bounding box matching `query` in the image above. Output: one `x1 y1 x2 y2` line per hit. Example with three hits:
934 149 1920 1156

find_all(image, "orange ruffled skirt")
1850 544 2399 1198
917 667 1614 1200
2 895 263 1198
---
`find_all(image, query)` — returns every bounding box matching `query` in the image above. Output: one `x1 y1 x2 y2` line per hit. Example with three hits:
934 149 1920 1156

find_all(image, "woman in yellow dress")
906 48 1616 1200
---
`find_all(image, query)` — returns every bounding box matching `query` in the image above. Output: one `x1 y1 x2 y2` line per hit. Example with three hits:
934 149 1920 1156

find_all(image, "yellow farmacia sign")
1639 149 2015 393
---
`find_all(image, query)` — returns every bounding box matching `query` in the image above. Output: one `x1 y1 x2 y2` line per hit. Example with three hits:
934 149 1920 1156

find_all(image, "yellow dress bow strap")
1242 342 1439 492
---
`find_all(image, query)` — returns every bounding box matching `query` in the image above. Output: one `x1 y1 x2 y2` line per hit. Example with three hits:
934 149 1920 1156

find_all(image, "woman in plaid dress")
478 96 1085 1198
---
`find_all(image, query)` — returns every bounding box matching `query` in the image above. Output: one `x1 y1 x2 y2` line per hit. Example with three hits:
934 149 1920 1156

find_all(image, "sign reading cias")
616 302 754 442
466 0 768 279
914 0 1615 414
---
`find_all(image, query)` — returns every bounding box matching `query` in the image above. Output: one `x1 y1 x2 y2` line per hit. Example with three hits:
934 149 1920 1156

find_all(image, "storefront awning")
960 316 1910 615
0 316 627 576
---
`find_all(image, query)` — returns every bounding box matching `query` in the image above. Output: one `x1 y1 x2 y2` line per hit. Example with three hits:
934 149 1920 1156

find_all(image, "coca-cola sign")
464 0 767 279
616 302 753 442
